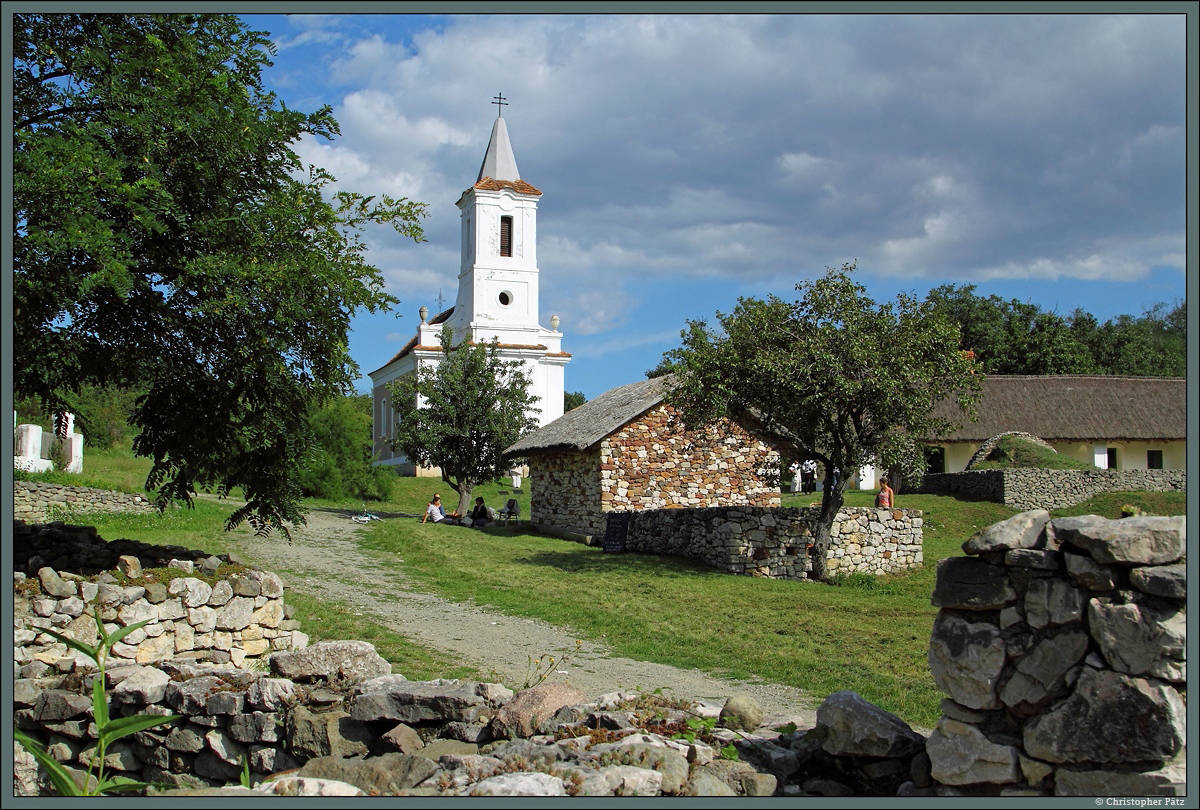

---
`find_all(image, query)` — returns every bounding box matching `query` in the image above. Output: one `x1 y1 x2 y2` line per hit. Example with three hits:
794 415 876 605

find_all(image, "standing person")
802 459 817 493
875 477 894 508
789 462 802 494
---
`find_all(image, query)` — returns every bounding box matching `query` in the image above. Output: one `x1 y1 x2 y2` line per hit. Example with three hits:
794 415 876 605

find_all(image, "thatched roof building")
925 375 1185 473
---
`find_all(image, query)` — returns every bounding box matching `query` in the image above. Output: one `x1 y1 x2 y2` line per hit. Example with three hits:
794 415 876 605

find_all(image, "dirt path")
230 508 820 727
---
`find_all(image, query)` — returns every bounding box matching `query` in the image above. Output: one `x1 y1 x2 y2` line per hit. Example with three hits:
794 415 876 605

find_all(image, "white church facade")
369 112 570 474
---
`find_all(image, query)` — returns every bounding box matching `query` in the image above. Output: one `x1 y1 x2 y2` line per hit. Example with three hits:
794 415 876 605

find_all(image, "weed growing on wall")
15 612 181 796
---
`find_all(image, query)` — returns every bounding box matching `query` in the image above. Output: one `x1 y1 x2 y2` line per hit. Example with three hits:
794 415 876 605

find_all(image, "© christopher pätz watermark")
1095 799 1185 807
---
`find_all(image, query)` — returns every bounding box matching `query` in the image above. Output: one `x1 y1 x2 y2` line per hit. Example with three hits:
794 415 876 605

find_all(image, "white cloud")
258 12 1184 364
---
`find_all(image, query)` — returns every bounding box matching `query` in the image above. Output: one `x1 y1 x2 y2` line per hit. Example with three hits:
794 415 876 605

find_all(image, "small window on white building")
1147 449 1163 470
498 290 513 306
500 216 513 257
1106 447 1118 470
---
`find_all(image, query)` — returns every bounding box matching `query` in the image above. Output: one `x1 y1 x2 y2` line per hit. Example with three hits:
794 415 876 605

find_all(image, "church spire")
477 98 520 182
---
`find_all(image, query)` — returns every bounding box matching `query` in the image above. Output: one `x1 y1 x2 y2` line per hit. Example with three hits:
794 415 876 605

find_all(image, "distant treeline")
926 284 1185 377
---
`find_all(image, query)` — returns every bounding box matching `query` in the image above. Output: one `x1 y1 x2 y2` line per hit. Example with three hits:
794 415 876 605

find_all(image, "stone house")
922 375 1186 475
505 376 780 538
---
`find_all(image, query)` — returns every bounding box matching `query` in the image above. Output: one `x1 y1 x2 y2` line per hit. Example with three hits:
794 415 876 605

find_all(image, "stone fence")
14 522 307 674
916 468 1186 511
13 513 1185 796
623 506 923 580
926 511 1185 795
14 481 158 524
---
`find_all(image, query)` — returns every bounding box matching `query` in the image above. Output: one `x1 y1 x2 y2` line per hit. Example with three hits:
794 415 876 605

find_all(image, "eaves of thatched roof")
929 375 1185 443
507 376 670 455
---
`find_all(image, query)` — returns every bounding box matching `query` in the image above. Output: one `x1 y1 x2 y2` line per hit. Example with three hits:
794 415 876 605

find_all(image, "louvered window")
500 216 513 257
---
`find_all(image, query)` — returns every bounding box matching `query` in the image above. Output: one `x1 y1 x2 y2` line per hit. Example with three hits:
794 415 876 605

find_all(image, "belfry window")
500 216 513 257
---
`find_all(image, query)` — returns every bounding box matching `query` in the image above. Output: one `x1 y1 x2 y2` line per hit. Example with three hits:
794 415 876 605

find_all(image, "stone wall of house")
603 405 780 512
917 468 1186 511
624 506 924 581
529 450 605 537
925 511 1185 796
14 481 158 523
530 405 780 539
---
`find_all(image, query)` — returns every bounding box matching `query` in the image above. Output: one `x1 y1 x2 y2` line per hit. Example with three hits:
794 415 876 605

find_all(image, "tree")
665 264 981 582
386 326 540 515
298 395 395 503
14 14 427 534
564 391 587 412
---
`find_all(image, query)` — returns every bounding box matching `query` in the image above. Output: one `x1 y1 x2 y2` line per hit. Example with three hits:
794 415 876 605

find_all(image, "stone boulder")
1051 515 1185 566
962 509 1051 555
269 640 390 683
1022 667 1186 765
348 677 513 725
718 694 763 732
931 557 1015 610
488 682 587 739
927 612 1006 711
815 690 925 759
296 753 439 794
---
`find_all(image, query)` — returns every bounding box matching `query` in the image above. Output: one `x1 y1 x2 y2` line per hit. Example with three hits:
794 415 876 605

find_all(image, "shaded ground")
231 508 821 727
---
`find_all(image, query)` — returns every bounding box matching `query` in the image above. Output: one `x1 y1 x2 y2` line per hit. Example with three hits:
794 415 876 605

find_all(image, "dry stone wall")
529 451 605 536
13 521 308 674
917 469 1186 511
14 481 158 523
925 510 1186 796
625 506 923 580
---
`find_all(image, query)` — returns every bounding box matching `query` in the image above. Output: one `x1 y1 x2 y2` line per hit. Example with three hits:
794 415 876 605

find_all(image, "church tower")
446 114 545 349
369 106 569 474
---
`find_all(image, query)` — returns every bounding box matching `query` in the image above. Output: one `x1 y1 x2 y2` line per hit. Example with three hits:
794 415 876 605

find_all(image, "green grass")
356 497 1022 728
14 443 155 494
282 590 486 681
25 451 1185 729
53 499 236 557
1051 491 1187 520
973 434 1094 470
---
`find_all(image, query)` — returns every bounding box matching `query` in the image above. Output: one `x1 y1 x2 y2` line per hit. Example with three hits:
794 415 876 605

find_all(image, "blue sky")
246 12 1187 401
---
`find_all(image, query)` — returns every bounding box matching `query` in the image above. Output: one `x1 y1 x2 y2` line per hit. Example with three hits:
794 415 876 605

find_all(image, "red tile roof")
473 177 542 196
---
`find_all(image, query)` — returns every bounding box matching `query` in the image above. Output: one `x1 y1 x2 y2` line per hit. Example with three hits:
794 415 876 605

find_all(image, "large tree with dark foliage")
665 264 981 582
14 14 427 534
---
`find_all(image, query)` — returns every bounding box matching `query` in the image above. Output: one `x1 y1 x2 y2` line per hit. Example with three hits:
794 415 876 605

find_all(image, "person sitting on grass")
469 496 494 528
421 494 463 525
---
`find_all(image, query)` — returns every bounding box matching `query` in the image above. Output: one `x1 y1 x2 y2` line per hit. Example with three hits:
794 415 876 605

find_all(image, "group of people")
789 459 831 494
421 494 495 528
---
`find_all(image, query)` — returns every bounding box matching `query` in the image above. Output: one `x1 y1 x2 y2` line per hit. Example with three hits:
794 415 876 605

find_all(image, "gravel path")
230 508 820 727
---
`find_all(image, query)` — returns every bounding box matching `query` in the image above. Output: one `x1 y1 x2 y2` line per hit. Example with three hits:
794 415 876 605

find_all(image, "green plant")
522 639 583 689
1120 503 1145 518
48 436 69 473
14 611 181 796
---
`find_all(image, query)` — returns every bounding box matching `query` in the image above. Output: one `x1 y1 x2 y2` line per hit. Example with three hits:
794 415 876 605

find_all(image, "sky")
245 12 1188 401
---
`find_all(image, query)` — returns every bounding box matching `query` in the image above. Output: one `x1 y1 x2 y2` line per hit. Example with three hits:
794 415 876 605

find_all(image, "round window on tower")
498 291 513 307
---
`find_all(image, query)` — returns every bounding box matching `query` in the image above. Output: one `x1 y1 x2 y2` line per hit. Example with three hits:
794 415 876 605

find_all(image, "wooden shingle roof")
507 376 670 455
930 375 1185 443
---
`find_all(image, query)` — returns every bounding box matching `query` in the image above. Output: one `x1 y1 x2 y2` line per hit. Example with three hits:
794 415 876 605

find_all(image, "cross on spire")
492 92 508 115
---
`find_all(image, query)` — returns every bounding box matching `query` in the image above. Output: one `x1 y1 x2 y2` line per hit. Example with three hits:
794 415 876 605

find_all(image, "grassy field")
41 448 1186 728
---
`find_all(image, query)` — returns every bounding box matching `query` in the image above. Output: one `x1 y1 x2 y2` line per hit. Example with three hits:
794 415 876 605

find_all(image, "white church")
369 110 570 475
